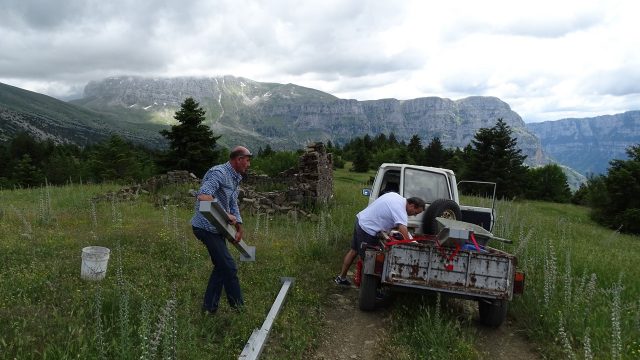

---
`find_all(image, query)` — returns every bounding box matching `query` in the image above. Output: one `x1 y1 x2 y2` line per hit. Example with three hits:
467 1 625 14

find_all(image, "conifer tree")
407 134 423 164
159 97 221 177
372 134 389 152
589 144 640 233
524 164 572 202
467 119 528 199
351 139 370 172
14 154 44 187
424 137 446 167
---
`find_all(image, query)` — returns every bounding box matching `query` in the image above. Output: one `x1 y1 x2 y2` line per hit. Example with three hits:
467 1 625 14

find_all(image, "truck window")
403 168 450 203
378 170 400 197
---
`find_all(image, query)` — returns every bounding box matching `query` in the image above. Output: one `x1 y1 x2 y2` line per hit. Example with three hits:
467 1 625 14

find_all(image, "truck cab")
364 163 495 234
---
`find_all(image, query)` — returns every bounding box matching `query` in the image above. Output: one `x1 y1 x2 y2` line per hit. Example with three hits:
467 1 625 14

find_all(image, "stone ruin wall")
240 142 333 218
94 142 334 220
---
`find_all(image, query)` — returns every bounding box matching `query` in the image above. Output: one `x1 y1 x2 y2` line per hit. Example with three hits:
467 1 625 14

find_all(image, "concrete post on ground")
239 277 296 360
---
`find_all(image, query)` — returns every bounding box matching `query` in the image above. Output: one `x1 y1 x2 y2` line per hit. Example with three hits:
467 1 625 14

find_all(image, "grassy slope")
0 169 371 359
0 169 639 359
0 82 166 147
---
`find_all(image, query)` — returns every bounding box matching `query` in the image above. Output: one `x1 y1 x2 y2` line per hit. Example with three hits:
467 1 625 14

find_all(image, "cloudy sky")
1 0 638 122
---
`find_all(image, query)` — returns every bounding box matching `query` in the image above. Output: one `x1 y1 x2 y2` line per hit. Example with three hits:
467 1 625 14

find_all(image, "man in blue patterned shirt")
191 146 252 314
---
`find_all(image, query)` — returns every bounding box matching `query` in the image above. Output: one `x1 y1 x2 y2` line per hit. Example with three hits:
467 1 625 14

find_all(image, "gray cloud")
0 0 639 121
582 69 640 96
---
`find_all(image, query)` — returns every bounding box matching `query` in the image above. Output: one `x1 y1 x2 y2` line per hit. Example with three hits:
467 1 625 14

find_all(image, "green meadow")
1 168 638 359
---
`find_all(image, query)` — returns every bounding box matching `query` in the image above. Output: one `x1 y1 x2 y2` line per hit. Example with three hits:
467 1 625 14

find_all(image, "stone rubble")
92 143 334 221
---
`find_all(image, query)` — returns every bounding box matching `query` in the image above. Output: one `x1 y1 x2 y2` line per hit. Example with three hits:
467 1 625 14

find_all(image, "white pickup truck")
363 163 496 234
360 163 524 327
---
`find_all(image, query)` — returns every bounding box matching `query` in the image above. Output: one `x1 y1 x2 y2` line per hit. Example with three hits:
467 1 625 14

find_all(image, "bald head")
230 146 252 159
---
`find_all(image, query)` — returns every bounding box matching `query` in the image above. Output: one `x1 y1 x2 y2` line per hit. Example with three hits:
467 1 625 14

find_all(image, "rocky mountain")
527 111 640 175
72 75 546 165
0 82 166 147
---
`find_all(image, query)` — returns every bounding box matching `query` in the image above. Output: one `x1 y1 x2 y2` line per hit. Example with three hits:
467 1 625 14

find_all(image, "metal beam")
239 277 296 360
199 200 256 261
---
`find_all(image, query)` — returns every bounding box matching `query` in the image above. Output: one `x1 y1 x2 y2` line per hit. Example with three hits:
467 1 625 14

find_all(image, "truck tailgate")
381 243 516 300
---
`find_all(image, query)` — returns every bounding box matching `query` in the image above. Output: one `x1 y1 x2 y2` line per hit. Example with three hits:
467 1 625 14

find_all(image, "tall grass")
1 172 639 358
494 200 640 359
0 174 364 359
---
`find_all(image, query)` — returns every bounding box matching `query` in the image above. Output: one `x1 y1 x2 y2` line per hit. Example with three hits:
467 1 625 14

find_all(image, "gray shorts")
350 220 379 257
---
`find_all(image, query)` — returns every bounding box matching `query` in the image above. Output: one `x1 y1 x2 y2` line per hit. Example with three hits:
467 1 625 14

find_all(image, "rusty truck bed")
381 242 517 300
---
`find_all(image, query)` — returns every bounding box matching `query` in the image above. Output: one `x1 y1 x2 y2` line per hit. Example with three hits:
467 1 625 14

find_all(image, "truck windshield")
403 168 450 203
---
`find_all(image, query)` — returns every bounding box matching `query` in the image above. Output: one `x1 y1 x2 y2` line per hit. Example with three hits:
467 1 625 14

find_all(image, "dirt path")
474 318 540 359
311 284 392 360
454 299 541 359
312 282 539 360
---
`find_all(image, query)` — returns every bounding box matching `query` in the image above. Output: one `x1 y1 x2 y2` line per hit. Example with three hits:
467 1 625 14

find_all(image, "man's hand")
197 194 214 201
234 224 243 243
397 224 411 241
227 214 237 225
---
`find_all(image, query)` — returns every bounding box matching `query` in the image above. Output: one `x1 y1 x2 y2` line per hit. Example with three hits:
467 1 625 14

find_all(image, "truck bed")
380 242 516 300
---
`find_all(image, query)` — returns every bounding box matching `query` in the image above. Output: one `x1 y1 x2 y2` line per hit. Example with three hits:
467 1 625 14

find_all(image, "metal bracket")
239 277 296 360
199 200 256 261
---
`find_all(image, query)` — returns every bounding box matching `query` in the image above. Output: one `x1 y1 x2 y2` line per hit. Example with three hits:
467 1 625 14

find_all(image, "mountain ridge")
70 76 546 166
527 111 640 175
3 75 638 180
0 81 166 147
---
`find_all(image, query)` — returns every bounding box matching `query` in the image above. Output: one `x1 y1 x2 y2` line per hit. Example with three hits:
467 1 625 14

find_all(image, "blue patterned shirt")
191 162 243 232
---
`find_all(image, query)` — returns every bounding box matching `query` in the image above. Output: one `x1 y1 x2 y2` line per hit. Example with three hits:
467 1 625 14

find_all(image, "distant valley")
2 76 639 178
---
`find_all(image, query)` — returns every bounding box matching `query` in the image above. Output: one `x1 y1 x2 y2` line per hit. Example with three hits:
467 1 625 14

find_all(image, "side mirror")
362 188 371 197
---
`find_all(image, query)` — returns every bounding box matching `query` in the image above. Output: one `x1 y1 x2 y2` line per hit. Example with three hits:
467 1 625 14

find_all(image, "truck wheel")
358 274 378 311
478 299 508 327
422 199 462 234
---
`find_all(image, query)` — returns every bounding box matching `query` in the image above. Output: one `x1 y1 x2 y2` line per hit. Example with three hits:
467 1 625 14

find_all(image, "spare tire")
422 199 462 234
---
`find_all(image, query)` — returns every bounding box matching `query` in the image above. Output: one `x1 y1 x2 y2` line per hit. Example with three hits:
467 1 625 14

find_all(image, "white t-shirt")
357 192 408 236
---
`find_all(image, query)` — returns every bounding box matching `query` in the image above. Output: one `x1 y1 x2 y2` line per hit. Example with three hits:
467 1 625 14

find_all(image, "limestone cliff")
75 76 546 165
527 111 640 175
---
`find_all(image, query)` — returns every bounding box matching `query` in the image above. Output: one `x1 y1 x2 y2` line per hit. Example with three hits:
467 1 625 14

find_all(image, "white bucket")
81 246 111 281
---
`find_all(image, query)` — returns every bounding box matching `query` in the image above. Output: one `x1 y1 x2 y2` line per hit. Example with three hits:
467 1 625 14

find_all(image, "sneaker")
334 275 351 286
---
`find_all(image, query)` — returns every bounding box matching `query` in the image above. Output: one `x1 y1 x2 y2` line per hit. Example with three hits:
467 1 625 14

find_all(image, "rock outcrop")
527 111 640 174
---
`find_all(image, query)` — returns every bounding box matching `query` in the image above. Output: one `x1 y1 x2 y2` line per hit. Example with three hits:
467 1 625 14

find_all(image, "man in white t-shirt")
335 192 425 286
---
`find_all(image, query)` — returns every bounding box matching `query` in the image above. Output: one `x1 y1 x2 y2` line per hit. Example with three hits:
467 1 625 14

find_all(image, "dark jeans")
193 227 244 311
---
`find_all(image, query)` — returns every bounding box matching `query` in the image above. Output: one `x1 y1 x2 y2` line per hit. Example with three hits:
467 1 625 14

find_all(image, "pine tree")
424 137 446 167
407 134 423 164
351 139 370 172
589 144 640 233
159 97 221 177
261 144 275 157
525 164 572 202
0 142 10 180
467 119 528 199
87 135 155 183
372 133 389 152
14 154 45 187
388 132 399 147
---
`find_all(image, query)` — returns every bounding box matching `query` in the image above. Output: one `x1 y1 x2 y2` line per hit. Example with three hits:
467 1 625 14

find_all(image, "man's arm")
396 224 411 240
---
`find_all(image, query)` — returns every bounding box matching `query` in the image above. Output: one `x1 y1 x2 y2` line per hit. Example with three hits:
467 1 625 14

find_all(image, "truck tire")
358 274 378 311
478 299 508 327
422 199 462 234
